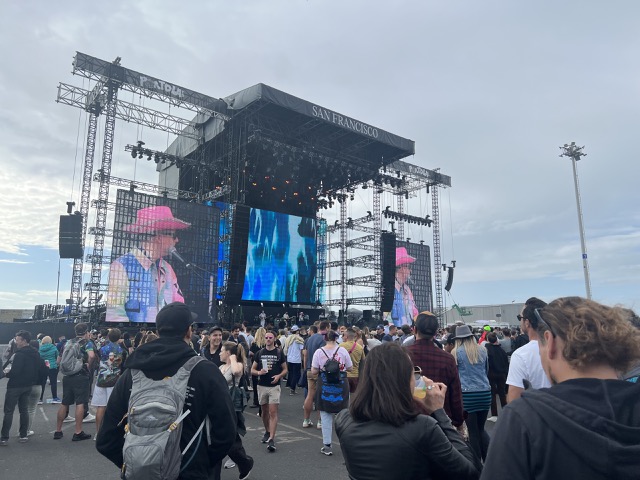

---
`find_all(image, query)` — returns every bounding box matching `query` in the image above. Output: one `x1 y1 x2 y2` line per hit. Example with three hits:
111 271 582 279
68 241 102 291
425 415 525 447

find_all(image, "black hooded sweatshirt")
6 346 44 388
481 378 640 480
96 337 236 480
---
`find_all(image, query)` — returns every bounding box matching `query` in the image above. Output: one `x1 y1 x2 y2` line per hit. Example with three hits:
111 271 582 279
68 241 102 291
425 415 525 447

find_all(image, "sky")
0 1 638 314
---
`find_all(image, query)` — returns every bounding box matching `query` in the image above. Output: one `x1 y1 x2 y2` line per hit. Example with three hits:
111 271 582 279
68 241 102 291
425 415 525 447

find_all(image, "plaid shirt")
407 338 464 427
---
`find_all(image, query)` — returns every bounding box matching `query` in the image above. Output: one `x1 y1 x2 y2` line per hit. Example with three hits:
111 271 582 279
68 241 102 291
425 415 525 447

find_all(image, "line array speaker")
444 267 454 292
59 215 83 259
380 232 396 311
224 205 250 304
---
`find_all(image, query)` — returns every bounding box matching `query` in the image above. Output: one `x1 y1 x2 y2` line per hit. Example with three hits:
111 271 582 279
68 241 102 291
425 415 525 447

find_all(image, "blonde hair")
453 336 483 364
253 327 267 348
42 336 52 344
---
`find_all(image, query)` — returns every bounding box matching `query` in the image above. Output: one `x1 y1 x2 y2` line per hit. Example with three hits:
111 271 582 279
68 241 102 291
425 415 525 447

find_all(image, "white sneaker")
82 413 96 423
302 419 313 428
224 459 236 469
16 430 34 437
63 416 75 423
316 419 322 430
487 416 498 422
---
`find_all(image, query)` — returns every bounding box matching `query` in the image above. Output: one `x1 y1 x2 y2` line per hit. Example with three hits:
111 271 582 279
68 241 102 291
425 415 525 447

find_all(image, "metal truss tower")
317 219 327 305
70 112 99 310
340 195 348 315
88 82 119 307
431 183 444 318
396 191 405 241
373 185 382 308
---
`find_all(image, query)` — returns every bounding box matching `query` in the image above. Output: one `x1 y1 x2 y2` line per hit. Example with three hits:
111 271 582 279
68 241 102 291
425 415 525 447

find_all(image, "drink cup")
45 360 50 368
261 359 269 372
413 376 427 399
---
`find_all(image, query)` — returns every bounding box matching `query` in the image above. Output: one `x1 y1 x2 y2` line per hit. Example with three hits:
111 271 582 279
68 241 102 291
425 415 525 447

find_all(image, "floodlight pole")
559 142 592 299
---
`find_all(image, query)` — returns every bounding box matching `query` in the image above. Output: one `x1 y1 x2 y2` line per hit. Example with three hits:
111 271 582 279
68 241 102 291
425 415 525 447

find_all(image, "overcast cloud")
0 1 638 312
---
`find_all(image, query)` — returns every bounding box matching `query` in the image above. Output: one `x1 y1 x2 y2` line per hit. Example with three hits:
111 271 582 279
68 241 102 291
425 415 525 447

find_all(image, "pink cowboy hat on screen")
395 246 416 266
124 206 191 234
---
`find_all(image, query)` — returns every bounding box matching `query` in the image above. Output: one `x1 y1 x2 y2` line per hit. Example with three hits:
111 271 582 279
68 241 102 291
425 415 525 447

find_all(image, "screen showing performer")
106 190 220 323
241 208 317 303
390 242 433 326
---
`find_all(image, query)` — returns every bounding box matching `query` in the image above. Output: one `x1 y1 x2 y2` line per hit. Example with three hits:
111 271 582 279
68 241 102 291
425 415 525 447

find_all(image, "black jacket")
6 346 44 388
335 408 481 480
485 343 509 375
481 378 640 480
96 337 236 480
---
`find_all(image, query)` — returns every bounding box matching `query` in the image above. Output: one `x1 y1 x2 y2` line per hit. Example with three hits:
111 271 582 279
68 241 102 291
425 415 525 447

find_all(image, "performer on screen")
391 247 419 327
106 206 190 323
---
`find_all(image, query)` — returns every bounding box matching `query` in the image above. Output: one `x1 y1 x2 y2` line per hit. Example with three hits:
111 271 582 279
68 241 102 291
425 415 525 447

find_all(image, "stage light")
130 149 137 158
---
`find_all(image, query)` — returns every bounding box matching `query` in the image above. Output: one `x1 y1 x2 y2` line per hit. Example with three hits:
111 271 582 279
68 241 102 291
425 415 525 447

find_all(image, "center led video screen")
242 208 317 304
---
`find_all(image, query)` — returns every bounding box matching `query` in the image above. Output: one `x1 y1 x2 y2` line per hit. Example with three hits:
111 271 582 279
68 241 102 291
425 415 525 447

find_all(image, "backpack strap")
348 342 357 354
320 348 330 359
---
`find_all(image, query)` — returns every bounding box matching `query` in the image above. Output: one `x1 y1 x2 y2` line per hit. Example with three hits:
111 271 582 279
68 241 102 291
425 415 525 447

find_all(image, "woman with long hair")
249 327 267 408
219 341 253 478
38 336 60 403
452 325 491 461
335 342 480 479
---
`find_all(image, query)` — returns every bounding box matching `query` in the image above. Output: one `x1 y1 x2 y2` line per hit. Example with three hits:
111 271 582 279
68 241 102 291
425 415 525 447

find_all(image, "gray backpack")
59 339 84 376
121 356 206 480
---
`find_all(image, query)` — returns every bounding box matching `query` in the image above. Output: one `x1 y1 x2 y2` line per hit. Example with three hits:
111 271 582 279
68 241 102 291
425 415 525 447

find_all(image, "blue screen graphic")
242 208 317 303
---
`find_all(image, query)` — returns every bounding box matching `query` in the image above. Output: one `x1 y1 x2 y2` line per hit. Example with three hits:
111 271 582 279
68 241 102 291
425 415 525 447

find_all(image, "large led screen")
387 240 433 326
106 190 221 323
242 208 317 304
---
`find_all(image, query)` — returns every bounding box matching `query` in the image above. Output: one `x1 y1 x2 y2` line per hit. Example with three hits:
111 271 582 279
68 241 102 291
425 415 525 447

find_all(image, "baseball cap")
376 324 384 330
209 325 223 334
155 302 196 338
415 311 439 336
291 325 300 332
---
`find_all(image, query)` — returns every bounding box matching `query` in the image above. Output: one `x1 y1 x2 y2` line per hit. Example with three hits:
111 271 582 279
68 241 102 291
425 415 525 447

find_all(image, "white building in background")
442 303 525 328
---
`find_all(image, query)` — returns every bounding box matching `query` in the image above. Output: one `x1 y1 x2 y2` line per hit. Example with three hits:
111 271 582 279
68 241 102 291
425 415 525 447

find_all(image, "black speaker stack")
59 214 83 259
380 232 396 311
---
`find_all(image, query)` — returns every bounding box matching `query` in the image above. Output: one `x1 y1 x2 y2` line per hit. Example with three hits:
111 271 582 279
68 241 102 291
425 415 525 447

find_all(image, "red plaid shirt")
407 338 464 427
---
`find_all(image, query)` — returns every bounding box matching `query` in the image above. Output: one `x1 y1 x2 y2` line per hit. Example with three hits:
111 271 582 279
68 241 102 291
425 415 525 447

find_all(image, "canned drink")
45 360 50 368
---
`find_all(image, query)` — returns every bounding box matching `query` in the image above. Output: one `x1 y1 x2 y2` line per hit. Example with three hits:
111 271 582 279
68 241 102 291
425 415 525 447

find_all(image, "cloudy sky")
0 1 638 314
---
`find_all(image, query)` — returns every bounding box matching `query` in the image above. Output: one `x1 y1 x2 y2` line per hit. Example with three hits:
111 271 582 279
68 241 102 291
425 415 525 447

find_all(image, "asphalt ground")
0 378 498 479
0 379 349 479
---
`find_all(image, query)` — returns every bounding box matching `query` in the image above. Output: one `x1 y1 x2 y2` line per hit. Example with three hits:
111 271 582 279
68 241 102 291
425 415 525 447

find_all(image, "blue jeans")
1 386 32 439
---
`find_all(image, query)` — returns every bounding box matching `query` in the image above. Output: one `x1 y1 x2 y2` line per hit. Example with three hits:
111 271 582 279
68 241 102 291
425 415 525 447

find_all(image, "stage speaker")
444 267 454 292
59 214 83 259
224 204 250 304
380 232 396 311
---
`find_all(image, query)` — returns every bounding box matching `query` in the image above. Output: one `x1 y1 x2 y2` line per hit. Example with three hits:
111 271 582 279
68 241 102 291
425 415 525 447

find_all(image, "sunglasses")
517 314 524 321
265 336 275 340
534 308 557 338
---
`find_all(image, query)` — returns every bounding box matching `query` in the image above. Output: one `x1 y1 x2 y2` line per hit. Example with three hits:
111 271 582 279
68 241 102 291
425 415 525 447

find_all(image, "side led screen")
106 190 220 323
242 208 317 304
389 240 433 326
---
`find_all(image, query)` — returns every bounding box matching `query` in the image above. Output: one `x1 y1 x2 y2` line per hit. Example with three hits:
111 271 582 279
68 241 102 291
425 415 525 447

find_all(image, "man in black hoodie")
1 330 43 445
482 297 640 480
97 302 237 479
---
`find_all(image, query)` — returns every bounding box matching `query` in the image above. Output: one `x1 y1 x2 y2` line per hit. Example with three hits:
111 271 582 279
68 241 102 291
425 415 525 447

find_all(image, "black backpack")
320 348 341 384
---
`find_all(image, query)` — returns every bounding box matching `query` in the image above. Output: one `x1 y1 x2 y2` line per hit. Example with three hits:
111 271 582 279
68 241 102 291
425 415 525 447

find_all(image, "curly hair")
537 297 640 372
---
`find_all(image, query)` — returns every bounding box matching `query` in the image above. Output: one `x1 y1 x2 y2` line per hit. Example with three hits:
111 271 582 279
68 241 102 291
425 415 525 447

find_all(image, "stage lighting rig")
382 207 433 227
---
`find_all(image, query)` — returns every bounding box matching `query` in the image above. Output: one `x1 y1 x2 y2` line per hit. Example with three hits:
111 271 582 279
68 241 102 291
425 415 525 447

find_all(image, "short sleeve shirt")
506 340 551 389
254 347 286 387
312 345 353 373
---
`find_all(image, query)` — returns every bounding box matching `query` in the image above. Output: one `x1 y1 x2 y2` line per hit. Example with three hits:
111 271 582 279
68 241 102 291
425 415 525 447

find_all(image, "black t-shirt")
254 347 286 387
202 344 223 367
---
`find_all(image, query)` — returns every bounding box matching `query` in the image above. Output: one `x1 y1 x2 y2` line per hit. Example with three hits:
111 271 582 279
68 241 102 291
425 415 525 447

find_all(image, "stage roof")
169 83 414 165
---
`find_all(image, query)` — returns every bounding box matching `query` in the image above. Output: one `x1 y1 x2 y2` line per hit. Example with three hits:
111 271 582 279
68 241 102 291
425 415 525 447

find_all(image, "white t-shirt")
286 340 304 364
506 340 551 390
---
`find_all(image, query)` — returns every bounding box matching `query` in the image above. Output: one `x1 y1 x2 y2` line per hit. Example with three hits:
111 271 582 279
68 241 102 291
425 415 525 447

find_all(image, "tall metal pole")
559 142 592 299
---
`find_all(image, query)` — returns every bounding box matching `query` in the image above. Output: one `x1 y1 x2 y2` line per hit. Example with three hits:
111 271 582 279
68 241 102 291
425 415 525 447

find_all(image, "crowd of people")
1 296 639 479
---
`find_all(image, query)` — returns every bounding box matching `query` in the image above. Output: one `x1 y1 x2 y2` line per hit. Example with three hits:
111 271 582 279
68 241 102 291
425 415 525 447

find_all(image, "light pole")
559 142 592 299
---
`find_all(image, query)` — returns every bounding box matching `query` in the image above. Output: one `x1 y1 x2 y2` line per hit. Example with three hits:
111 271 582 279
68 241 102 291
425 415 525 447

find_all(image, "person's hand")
271 374 281 384
421 377 446 414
